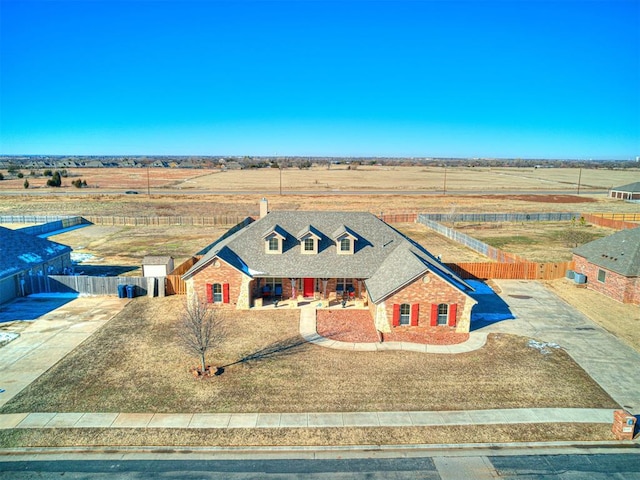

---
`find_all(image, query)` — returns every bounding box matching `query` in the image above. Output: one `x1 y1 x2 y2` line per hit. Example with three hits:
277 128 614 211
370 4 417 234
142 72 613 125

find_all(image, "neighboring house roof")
0 226 72 280
142 256 173 265
573 227 640 277
610 182 640 193
184 211 473 303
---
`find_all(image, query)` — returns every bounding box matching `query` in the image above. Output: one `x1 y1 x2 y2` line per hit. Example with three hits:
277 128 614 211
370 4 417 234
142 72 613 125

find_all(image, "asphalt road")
1 452 639 479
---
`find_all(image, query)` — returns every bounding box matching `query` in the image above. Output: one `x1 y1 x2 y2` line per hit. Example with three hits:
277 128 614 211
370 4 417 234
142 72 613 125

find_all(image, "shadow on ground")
467 280 515 331
0 294 78 323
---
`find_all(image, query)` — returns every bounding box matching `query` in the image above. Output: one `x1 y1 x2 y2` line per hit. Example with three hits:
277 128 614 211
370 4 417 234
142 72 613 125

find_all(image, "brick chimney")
260 198 269 219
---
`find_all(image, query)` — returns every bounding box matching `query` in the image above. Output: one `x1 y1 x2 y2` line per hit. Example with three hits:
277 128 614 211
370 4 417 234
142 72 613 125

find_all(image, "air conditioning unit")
566 270 575 279
574 273 587 284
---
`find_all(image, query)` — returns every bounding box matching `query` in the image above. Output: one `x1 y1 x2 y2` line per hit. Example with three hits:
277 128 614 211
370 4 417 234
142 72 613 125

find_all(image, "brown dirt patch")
317 309 470 345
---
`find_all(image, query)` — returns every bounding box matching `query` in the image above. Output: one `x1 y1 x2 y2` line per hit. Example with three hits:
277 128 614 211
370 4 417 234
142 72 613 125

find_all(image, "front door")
303 278 314 298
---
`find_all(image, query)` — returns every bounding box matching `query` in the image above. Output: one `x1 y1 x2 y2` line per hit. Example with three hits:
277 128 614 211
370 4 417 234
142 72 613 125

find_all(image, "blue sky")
1 0 638 159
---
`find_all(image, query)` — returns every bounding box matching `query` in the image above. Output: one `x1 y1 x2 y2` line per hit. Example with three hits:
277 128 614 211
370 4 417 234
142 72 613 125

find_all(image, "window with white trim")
213 283 222 303
304 238 315 251
437 304 448 325
400 304 410 325
268 237 279 251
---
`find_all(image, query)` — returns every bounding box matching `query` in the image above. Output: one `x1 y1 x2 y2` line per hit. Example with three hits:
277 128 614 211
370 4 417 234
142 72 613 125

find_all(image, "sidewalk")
0 408 617 430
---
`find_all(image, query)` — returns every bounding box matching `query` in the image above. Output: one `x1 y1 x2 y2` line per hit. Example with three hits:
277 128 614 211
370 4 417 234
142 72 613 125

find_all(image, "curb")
0 440 638 460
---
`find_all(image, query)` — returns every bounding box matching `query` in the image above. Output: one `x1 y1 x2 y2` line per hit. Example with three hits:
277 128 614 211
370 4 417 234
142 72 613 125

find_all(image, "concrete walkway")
0 408 617 430
299 307 488 353
0 296 130 408
483 280 640 414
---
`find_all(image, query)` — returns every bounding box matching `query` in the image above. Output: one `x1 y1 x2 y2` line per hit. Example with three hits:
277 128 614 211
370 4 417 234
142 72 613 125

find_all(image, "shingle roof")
0 226 72 280
573 227 640 277
142 256 173 265
184 211 473 303
610 182 640 193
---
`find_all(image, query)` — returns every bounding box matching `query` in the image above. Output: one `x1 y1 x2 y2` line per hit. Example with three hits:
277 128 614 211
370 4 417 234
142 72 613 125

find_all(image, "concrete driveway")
480 280 640 414
0 296 129 408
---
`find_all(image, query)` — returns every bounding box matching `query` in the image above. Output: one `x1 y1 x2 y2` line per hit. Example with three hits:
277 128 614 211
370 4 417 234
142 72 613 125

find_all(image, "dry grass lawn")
49 225 228 275
454 222 616 262
0 423 614 448
0 296 618 415
544 279 640 353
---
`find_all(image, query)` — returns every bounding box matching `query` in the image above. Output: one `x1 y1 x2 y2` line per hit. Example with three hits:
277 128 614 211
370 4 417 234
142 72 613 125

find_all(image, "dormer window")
297 225 321 255
333 225 358 255
304 238 315 252
263 224 287 254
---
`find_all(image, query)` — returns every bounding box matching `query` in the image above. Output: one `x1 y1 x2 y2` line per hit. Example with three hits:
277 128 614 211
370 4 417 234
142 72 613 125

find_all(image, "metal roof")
610 182 640 193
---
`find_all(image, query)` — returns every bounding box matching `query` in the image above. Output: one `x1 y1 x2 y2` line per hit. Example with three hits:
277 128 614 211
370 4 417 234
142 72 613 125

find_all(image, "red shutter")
223 283 230 304
410 303 419 326
206 284 213 303
392 304 400 327
448 303 458 327
430 304 438 326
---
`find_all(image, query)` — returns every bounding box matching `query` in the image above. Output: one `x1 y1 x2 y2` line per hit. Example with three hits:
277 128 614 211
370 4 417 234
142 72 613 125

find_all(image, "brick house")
183 200 477 333
573 227 640 305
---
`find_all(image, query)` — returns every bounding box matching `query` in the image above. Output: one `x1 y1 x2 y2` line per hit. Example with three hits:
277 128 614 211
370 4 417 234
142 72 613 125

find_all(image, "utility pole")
443 165 447 195
577 167 582 195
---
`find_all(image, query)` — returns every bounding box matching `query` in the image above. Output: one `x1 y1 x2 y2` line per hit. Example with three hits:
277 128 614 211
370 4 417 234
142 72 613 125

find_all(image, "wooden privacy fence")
379 213 418 223
446 261 574 280
82 215 252 227
44 275 149 296
581 213 639 230
165 255 202 295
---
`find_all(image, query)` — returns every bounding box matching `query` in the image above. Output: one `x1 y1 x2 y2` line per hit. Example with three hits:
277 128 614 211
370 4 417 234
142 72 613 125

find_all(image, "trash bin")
117 284 127 298
126 284 136 298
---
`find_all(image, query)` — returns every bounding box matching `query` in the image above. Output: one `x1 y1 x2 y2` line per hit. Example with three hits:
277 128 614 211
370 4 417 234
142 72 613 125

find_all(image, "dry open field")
1 191 638 220
1 165 639 195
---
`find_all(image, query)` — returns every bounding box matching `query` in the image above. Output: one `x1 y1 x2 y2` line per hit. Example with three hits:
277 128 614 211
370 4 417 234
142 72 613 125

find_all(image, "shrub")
23 179 29 189
47 171 62 187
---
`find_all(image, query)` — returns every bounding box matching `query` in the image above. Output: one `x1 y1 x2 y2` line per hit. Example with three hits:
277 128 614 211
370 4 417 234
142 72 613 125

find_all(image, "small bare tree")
177 296 227 375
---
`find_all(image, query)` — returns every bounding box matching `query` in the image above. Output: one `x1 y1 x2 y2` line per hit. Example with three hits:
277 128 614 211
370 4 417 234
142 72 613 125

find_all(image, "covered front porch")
251 276 368 309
